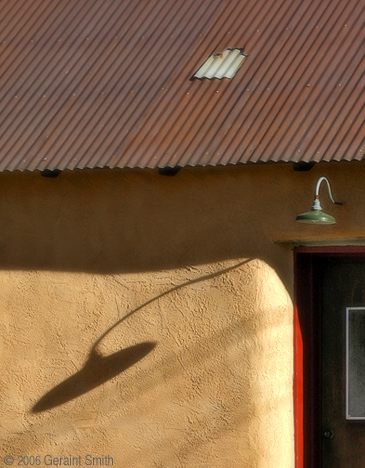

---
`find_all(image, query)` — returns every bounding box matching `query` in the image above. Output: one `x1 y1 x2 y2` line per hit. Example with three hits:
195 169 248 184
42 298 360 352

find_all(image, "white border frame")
346 306 365 420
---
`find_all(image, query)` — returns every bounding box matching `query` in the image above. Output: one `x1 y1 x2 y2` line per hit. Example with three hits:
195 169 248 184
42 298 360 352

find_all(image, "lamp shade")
296 209 336 224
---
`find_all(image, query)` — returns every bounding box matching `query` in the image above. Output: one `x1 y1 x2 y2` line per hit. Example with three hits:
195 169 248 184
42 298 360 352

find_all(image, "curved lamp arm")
313 176 343 210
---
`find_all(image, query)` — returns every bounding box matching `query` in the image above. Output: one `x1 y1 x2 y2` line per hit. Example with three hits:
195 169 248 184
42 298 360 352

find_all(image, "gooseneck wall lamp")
296 176 343 225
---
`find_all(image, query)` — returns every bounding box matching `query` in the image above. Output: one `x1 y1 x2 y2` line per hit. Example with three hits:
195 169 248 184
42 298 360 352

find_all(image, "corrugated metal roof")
1 0 365 172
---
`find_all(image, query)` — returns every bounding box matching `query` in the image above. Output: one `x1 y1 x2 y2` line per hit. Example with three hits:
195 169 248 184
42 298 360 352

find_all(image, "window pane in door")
346 307 365 419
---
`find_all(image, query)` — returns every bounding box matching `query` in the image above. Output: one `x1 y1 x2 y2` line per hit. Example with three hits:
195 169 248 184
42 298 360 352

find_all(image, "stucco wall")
1 161 363 467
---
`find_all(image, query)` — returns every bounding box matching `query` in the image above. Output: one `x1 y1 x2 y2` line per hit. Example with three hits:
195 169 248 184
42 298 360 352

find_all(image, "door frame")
294 245 365 468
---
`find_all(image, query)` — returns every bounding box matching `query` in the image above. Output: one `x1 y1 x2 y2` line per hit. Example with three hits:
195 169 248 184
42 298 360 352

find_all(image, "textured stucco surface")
1 161 363 467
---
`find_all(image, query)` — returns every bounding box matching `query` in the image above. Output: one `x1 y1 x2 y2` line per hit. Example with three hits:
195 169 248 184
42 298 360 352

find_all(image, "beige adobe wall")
0 161 363 467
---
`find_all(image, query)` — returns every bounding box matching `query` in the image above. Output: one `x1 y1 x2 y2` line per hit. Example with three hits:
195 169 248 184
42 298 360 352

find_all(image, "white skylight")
192 48 247 80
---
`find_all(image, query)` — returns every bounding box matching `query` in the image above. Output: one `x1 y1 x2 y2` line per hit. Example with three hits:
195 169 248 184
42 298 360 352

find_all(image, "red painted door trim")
294 246 365 468
294 302 304 468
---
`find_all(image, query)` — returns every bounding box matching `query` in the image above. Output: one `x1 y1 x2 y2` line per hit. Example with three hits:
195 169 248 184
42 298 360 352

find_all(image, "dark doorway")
294 247 365 468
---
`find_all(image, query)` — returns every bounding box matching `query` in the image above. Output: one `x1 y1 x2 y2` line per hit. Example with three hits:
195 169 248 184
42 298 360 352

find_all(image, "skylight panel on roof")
192 48 247 80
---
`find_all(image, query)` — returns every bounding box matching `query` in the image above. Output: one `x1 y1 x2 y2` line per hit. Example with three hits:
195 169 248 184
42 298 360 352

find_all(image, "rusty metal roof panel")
1 0 365 172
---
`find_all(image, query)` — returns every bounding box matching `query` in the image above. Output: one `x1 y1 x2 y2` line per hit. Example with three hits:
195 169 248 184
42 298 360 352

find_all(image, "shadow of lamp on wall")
32 342 156 412
296 177 343 225
31 259 252 413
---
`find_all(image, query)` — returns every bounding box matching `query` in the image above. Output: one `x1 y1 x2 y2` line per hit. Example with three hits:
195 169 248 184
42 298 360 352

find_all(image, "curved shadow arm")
92 258 254 353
